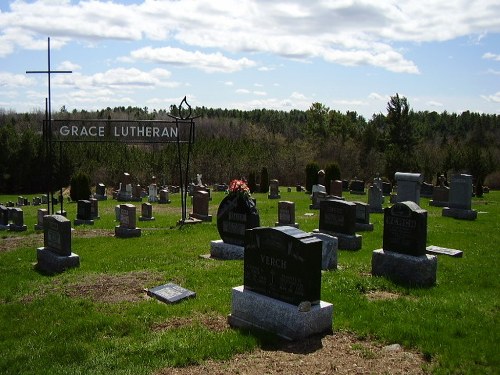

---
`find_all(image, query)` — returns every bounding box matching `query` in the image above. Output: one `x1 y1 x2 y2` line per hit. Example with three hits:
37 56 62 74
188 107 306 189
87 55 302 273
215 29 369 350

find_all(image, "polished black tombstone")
319 199 356 235
244 226 322 306
217 195 260 246
44 215 72 256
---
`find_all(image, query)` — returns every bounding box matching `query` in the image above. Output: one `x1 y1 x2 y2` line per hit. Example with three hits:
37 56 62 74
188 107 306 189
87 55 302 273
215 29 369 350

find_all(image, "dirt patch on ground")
22 270 164 303
0 233 43 253
152 314 229 333
156 331 429 375
365 290 402 301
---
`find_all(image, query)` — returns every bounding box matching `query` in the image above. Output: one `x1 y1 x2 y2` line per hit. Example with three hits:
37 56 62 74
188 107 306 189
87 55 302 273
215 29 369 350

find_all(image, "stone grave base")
9 224 27 232
115 226 141 238
36 247 80 274
189 213 213 222
314 230 361 251
210 240 244 260
74 219 95 226
355 222 374 232
371 249 437 287
275 222 299 228
228 286 333 341
34 224 44 231
368 206 384 213
442 207 477 220
139 216 155 221
429 200 448 207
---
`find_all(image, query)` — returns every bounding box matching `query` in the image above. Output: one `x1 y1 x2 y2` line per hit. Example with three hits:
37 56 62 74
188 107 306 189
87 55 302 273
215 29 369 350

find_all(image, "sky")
0 0 499 119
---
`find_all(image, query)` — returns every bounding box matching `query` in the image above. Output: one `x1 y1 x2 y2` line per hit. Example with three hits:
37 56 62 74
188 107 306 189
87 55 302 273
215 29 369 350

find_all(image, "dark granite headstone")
119 204 136 229
217 194 260 246
354 201 370 224
420 182 434 198
141 202 153 219
349 180 365 194
77 200 92 220
89 198 99 219
382 182 392 196
44 215 72 256
342 180 349 191
0 205 8 226
276 201 296 226
330 180 343 198
383 201 427 256
244 226 322 306
96 183 106 197
319 199 356 235
448 174 473 210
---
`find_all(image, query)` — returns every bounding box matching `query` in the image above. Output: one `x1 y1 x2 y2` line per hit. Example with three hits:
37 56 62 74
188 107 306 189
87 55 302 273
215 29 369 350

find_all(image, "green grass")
1 189 499 374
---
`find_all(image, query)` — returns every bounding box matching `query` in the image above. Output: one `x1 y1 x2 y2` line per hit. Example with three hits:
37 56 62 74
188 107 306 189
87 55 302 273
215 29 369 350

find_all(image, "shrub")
259 167 269 193
70 172 92 201
325 162 341 194
305 162 320 193
247 171 257 193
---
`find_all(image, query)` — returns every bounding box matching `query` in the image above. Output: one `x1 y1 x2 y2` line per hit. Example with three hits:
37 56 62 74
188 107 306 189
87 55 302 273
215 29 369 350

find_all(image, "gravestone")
268 179 281 199
312 232 338 270
420 182 434 198
95 183 107 200
430 186 449 207
35 208 48 230
115 204 141 238
394 172 423 204
354 201 374 231
316 199 362 250
228 226 333 340
74 200 94 226
0 205 8 230
139 202 155 221
148 183 158 202
309 184 327 209
330 180 343 198
373 176 383 192
89 198 99 219
210 194 260 259
9 208 27 231
147 283 196 304
349 180 366 195
442 174 477 220
341 180 349 191
317 170 326 186
382 181 392 196
114 204 121 221
190 190 212 222
132 184 143 201
372 201 436 287
275 201 298 228
17 196 24 206
36 215 80 273
33 197 41 206
41 195 48 204
159 189 171 204
368 185 384 213
117 173 133 201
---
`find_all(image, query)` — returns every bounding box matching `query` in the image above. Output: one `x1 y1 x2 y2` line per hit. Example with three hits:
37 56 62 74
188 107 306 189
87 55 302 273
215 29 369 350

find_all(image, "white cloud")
0 72 36 88
483 52 500 61
481 92 500 103
332 99 366 106
427 100 444 107
368 92 387 101
129 46 256 73
57 61 81 71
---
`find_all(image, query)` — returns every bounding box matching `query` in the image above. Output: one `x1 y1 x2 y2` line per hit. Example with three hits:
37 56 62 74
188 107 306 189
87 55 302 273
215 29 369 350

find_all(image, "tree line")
0 94 499 194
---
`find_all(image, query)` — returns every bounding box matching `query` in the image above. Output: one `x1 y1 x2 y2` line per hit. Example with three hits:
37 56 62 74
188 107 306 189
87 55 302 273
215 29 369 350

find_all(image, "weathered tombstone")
36 215 80 273
228 226 333 340
382 181 392 196
442 174 477 220
429 186 449 207
9 208 27 231
372 201 436 287
148 183 158 202
89 198 99 219
349 180 366 195
316 199 362 250
117 173 133 201
41 195 48 204
115 204 141 238
139 202 155 221
190 190 212 222
35 208 48 230
373 176 383 192
74 200 94 226
132 184 143 201
317 170 326 186
368 185 384 213
275 201 298 228
159 189 171 204
394 172 423 204
33 197 41 206
210 190 260 259
354 201 373 231
268 179 281 199
330 180 343 198
420 182 434 198
0 205 9 230
309 184 327 209
341 179 349 191
312 232 338 270
95 183 107 200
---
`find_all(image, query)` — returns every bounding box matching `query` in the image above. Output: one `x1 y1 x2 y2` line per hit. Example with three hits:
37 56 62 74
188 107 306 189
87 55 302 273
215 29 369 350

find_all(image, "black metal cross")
26 37 72 215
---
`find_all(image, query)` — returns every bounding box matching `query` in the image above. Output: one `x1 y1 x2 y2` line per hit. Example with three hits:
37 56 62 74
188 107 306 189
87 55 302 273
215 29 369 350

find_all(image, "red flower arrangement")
228 179 251 198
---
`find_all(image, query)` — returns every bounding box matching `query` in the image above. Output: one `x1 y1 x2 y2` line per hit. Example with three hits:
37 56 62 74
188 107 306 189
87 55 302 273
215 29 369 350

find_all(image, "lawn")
0 189 498 374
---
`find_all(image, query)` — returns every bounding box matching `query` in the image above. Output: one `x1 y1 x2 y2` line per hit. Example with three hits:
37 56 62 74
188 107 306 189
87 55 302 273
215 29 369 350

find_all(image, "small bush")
259 167 269 193
325 162 341 194
70 172 91 201
305 162 320 193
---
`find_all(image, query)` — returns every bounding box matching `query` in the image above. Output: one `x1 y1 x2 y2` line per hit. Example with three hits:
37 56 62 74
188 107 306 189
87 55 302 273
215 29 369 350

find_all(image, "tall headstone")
317 170 326 186
382 181 392 196
368 185 384 213
95 183 107 200
190 190 212 222
0 205 9 230
90 198 99 219
430 175 449 207
275 201 298 228
354 201 373 231
268 179 281 199
442 174 477 220
330 180 343 198
9 208 27 231
115 204 141 238
148 183 158 202
372 201 436 287
309 184 327 209
117 173 133 201
159 189 171 204
35 208 48 230
228 226 333 340
139 202 155 221
132 184 143 201
316 199 362 250
394 172 423 204
36 215 80 273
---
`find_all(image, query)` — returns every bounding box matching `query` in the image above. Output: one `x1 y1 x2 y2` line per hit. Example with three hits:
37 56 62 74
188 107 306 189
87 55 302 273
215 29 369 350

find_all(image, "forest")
0 94 499 194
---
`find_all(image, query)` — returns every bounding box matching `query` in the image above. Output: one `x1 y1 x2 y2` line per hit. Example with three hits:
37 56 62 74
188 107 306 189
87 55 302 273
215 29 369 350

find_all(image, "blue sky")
0 0 499 119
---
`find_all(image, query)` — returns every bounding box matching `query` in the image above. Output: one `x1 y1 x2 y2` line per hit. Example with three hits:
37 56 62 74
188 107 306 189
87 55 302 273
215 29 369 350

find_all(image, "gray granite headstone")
43 215 72 256
394 172 423 204
147 283 196 304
